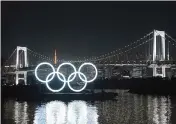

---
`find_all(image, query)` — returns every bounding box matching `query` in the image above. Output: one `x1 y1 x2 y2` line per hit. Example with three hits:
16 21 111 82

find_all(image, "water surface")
2 91 176 124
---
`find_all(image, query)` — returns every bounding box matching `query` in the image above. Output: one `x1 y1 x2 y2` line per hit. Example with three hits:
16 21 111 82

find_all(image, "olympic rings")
78 63 98 83
34 62 98 92
35 62 55 83
67 72 88 92
46 72 66 92
56 63 77 83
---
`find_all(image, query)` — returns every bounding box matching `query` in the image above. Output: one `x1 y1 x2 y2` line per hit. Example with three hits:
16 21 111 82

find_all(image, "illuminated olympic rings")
34 62 98 92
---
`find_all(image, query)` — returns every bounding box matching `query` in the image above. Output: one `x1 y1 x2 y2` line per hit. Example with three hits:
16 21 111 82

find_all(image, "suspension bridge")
2 30 176 85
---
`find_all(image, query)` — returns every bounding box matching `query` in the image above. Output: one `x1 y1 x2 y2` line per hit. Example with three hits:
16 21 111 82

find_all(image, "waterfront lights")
34 62 98 92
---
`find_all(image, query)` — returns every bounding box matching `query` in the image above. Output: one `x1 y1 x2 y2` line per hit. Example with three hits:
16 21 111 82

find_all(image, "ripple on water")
2 92 174 124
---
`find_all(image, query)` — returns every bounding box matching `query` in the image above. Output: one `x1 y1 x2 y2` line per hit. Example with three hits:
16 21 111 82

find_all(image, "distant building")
104 67 112 79
131 67 142 78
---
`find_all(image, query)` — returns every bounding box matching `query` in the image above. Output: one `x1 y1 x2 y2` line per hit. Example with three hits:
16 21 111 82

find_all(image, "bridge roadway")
4 60 176 74
5 60 176 68
5 65 176 75
4 64 150 73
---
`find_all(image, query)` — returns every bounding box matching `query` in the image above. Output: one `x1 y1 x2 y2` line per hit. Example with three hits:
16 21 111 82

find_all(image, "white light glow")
46 101 67 124
87 105 99 124
56 62 77 82
67 72 87 92
33 100 99 124
33 105 46 124
34 62 98 92
35 62 55 83
67 101 88 124
78 62 98 83
46 72 66 92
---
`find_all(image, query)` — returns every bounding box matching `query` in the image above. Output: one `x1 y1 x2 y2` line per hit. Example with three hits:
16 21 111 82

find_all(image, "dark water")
2 91 176 124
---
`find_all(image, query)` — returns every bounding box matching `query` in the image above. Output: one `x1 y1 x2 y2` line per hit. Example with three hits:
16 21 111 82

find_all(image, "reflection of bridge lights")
14 102 28 124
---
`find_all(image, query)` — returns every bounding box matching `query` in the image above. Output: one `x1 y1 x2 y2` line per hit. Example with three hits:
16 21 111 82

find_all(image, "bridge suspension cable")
66 31 153 63
27 48 66 64
90 31 153 62
166 33 176 43
4 48 17 65
27 48 54 62
3 30 176 66
96 37 153 62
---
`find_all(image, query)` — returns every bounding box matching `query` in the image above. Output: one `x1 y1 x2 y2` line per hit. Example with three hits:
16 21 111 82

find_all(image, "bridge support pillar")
162 66 166 77
153 66 166 78
16 73 19 85
24 71 27 85
15 71 27 85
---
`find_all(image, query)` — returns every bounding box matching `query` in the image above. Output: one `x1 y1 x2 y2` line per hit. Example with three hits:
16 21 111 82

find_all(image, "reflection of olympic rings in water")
34 100 98 124
35 62 98 92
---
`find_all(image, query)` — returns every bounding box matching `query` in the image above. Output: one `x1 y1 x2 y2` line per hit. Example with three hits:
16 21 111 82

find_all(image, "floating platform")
2 85 118 101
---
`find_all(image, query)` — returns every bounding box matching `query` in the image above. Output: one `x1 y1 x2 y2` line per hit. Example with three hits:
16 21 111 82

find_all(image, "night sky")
2 2 176 61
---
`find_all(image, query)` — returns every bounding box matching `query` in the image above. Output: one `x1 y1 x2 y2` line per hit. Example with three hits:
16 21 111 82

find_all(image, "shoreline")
2 77 176 100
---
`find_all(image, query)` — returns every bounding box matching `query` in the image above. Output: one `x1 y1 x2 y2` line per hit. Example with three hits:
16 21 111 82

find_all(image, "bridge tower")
152 30 166 77
15 46 28 85
54 49 57 64
16 46 28 69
